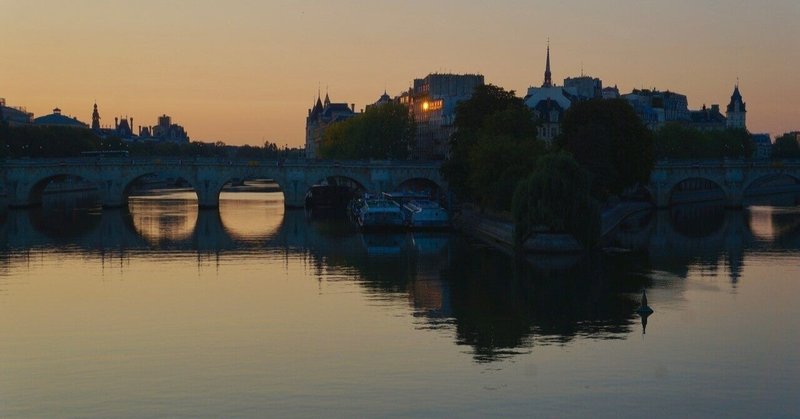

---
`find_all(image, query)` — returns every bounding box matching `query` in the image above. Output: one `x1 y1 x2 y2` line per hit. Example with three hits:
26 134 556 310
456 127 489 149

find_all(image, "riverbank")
453 200 653 253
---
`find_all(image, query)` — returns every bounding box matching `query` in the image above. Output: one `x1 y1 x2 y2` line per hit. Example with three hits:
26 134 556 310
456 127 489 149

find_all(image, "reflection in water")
606 197 800 283
3 191 800 364
129 193 198 244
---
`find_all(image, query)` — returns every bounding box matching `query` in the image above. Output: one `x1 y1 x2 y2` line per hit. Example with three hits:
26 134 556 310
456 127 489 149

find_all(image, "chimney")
130 118 133 130
114 117 118 129
351 103 355 112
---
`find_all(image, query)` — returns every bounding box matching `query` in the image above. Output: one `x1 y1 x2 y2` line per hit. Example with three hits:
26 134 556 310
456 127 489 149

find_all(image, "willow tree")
512 152 600 249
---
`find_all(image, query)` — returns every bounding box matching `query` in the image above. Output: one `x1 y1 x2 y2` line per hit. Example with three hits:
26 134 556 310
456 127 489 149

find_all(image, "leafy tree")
0 126 111 157
441 84 543 210
512 152 600 248
653 123 753 159
558 99 654 197
772 133 800 159
466 107 544 210
319 102 415 160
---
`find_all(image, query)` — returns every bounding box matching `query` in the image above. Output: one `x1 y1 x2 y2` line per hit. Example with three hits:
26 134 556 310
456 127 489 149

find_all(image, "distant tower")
91 103 100 131
726 83 746 129
542 40 553 88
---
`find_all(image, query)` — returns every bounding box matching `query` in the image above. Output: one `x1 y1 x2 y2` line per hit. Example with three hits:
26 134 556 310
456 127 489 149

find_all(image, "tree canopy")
557 99 654 197
512 152 600 249
0 125 289 159
771 133 799 159
653 123 754 160
319 102 415 160
441 84 544 210
0 126 121 158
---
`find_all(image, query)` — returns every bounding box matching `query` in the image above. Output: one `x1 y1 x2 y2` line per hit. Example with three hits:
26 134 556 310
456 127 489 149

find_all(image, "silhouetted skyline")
2 0 797 146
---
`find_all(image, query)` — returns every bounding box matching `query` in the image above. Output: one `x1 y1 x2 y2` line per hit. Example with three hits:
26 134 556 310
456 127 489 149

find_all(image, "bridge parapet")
0 157 445 209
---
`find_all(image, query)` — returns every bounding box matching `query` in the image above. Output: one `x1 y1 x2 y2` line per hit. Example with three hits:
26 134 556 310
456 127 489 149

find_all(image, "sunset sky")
2 0 798 147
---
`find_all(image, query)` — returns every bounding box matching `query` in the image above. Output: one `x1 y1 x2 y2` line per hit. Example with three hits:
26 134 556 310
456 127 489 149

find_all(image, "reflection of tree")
440 248 649 362
669 203 725 238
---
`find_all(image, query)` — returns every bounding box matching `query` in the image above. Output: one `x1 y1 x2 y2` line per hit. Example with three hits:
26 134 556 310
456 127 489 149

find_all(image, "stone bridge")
0 157 445 208
649 159 800 208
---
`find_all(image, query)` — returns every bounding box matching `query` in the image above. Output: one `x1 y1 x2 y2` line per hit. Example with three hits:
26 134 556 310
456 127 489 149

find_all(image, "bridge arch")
24 173 101 207
742 173 800 198
665 175 728 207
191 168 286 209
119 169 199 208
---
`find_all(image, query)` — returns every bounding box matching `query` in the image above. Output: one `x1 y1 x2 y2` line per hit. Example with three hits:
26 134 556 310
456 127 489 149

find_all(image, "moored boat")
355 198 405 230
402 199 450 229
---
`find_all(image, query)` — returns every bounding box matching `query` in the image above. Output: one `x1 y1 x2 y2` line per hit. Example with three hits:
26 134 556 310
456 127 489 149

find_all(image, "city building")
0 97 33 126
90 103 189 143
563 75 602 100
602 85 621 99
751 133 772 159
621 89 690 129
688 104 727 131
398 73 484 159
726 84 746 129
113 116 135 138
366 90 393 111
148 114 190 143
305 92 357 159
523 43 591 143
624 84 747 132
33 107 89 128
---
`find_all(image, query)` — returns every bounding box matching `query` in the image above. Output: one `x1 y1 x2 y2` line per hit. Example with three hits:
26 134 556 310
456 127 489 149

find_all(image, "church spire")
91 102 101 131
542 39 552 88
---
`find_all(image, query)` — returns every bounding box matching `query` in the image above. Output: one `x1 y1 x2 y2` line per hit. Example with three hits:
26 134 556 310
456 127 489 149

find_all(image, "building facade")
0 98 33 126
622 89 690 129
305 93 357 159
523 43 603 143
726 84 746 129
398 73 484 160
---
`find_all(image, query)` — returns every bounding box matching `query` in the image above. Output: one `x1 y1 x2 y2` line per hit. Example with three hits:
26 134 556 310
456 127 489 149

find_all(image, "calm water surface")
1 191 798 418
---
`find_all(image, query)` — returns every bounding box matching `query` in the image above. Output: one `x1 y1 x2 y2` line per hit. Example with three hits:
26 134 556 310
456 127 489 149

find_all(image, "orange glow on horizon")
1 1 797 147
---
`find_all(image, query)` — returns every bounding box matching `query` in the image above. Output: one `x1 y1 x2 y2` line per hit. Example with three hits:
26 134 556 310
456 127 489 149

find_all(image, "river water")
1 191 798 418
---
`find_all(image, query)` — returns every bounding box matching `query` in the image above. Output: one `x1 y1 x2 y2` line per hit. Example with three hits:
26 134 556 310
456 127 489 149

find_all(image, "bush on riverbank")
512 152 600 249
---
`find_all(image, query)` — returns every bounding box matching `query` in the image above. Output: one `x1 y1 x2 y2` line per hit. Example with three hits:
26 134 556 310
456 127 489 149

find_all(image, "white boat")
356 198 405 230
402 199 450 229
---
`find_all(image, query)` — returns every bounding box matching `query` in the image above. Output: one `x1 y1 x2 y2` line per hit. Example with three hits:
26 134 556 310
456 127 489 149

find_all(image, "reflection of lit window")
422 101 429 111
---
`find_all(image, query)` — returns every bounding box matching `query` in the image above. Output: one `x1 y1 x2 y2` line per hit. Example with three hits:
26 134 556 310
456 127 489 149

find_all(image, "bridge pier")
6 180 38 208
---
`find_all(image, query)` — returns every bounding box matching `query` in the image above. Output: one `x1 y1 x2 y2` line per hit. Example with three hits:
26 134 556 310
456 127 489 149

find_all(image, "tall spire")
542 38 552 88
91 102 101 131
